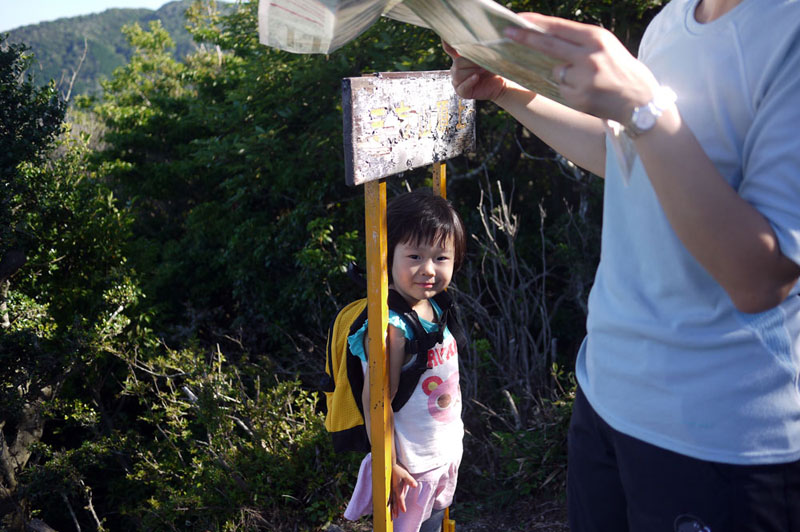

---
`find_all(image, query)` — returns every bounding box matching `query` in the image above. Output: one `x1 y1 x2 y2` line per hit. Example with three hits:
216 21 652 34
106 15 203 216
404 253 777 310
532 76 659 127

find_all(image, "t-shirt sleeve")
739 33 800 268
347 310 413 363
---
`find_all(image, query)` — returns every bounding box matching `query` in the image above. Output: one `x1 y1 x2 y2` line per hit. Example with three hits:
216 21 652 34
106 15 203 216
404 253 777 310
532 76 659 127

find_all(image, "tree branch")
61 492 82 532
64 37 89 102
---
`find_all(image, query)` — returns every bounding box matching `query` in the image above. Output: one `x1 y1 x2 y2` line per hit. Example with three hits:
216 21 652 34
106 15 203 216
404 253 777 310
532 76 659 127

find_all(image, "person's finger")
506 12 599 65
553 63 570 86
397 491 407 513
453 71 479 98
396 467 418 488
451 57 474 76
504 25 584 64
442 40 460 58
398 477 412 513
389 485 404 517
389 488 400 518
453 54 487 77
518 12 600 46
556 78 581 104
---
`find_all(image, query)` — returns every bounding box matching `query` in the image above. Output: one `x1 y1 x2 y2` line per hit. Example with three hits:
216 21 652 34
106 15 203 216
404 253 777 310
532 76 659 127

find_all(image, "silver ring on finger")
558 64 570 86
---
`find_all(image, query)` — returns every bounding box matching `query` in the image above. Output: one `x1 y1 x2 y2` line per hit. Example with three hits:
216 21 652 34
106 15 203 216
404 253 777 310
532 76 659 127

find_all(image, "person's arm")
635 109 800 313
443 41 607 176
361 324 418 517
503 13 800 313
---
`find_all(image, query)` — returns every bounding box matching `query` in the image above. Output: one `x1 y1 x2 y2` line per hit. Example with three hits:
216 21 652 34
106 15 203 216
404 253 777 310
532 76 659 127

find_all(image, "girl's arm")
361 324 406 441
444 41 607 177
361 324 418 517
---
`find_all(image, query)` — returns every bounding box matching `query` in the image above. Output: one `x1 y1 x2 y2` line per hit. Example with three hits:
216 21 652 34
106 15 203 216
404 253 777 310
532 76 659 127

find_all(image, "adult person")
445 0 800 530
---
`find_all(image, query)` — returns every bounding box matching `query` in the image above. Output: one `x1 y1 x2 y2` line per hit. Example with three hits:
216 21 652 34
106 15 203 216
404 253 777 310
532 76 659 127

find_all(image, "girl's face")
391 236 455 309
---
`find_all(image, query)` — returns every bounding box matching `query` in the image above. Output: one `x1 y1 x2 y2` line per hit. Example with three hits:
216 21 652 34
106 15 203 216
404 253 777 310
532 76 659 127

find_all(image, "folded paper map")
257 0 563 104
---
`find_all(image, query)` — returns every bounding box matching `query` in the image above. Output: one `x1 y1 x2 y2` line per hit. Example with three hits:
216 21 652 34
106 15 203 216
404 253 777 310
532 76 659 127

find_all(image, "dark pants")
568 386 800 532
418 507 445 532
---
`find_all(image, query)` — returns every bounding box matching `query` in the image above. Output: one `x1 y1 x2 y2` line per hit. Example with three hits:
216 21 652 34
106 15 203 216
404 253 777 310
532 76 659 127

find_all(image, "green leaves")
91 5 442 353
0 37 65 174
115 344 358 529
1 33 142 529
1 35 66 259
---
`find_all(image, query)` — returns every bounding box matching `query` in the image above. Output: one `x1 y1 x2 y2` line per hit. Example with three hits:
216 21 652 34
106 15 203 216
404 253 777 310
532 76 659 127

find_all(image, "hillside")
4 0 205 97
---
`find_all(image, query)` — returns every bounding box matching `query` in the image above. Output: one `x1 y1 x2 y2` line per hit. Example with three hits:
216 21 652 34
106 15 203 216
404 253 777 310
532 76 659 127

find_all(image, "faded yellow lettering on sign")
342 71 476 186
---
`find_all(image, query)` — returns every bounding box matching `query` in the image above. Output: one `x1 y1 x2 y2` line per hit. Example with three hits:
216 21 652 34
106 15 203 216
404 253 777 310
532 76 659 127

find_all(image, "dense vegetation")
1 1 663 529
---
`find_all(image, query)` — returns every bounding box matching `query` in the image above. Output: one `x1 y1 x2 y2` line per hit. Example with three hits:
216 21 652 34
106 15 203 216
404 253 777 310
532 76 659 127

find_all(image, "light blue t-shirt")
577 0 800 464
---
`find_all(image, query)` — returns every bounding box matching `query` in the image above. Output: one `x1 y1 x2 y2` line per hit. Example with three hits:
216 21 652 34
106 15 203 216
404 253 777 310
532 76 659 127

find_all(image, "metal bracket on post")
343 70 475 532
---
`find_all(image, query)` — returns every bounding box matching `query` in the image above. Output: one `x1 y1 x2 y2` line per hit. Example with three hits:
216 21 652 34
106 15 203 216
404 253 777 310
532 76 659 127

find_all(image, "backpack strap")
387 289 448 412
347 261 368 289
321 312 337 394
432 290 467 356
346 305 369 419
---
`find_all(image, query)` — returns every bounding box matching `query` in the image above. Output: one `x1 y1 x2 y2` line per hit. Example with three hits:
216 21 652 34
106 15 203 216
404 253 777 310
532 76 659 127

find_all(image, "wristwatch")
623 86 677 138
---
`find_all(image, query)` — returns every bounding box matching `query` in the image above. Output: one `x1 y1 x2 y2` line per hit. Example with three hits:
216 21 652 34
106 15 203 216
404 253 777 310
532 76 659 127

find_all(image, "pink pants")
344 453 460 532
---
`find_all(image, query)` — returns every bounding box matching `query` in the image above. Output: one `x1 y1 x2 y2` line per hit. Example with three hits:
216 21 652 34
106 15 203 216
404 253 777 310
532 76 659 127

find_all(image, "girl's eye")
437 256 451 262
408 254 420 260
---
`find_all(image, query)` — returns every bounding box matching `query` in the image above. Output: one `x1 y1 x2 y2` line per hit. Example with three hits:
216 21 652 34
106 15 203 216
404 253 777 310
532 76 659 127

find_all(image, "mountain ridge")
4 0 202 97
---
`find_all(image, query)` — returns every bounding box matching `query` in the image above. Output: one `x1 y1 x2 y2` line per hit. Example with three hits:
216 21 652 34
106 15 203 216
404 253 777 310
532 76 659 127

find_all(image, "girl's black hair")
386 189 466 282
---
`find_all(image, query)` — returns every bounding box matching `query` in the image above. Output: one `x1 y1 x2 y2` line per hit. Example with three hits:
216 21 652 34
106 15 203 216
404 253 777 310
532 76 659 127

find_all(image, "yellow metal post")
444 507 456 531
365 180 393 532
433 162 456 531
432 162 446 199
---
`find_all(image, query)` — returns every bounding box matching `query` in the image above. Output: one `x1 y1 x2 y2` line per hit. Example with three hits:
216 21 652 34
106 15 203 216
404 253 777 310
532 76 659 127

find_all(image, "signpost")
343 71 475 186
342 70 475 532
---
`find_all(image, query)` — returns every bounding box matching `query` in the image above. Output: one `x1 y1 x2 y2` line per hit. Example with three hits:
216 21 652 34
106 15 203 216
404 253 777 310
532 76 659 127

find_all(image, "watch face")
633 105 657 131
625 87 676 138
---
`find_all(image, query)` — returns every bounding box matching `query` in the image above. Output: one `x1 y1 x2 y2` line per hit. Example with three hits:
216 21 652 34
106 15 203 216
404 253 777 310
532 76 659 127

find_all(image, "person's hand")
505 13 661 124
442 40 511 102
389 462 418 518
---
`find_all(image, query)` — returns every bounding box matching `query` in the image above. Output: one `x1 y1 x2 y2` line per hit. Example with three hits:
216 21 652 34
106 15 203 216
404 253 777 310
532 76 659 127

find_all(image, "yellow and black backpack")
322 281 461 453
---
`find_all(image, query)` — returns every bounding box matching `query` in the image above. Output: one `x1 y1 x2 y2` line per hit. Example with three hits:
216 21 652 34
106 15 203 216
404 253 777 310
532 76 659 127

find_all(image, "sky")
0 1 183 33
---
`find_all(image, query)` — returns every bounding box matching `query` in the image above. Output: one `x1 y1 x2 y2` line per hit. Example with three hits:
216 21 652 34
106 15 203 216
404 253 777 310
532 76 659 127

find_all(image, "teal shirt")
348 299 453 363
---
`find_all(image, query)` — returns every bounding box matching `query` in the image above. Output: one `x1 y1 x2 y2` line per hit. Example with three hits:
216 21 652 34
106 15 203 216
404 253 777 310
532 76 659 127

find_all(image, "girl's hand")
389 462 418 518
442 40 510 102
505 13 660 124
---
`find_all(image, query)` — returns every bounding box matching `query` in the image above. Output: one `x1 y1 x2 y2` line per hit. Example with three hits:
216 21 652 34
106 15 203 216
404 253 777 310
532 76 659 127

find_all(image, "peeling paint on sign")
343 71 476 186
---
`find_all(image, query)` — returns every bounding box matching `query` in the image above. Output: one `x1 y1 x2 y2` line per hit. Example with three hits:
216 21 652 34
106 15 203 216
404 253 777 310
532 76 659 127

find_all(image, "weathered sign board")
342 70 476 186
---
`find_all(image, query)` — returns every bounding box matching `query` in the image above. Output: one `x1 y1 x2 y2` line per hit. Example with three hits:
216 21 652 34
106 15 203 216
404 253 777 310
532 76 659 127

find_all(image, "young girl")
344 189 467 532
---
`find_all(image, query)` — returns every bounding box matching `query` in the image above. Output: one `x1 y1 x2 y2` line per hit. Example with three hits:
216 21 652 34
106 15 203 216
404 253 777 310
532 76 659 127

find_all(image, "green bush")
116 344 361 530
457 366 575 511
